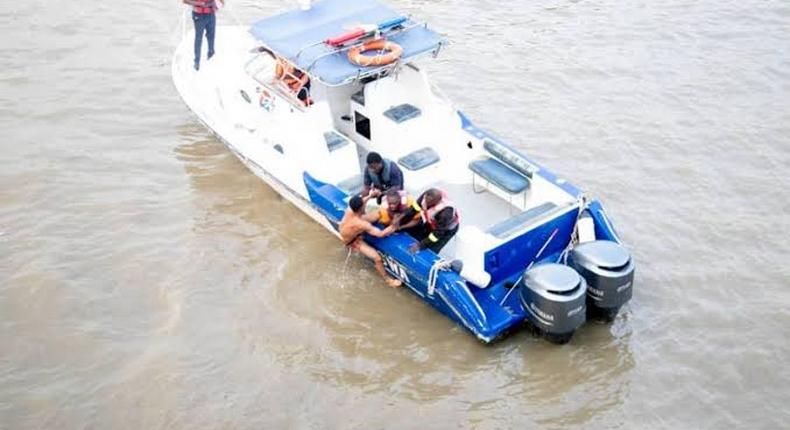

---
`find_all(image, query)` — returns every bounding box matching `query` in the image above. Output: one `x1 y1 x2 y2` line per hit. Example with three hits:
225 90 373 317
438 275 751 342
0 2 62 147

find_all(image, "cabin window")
355 112 371 140
324 131 349 152
383 104 421 123
398 147 440 171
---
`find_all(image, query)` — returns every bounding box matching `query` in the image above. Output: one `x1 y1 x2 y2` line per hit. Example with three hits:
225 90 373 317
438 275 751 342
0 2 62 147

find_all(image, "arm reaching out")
396 216 420 231
365 223 397 238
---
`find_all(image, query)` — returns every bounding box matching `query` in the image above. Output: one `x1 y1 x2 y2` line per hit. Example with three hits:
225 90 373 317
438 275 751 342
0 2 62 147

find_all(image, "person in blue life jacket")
183 0 224 70
361 152 404 202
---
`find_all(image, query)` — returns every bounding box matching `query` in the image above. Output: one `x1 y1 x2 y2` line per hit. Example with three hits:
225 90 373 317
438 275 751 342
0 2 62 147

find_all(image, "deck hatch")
383 103 421 123
398 148 440 171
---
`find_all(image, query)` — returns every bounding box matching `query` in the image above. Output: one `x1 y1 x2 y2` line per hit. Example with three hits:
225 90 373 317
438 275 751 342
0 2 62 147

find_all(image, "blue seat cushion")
469 158 531 194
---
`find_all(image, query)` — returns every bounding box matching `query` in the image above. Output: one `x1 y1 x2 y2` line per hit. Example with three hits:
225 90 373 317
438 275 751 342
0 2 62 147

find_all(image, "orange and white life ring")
347 39 403 67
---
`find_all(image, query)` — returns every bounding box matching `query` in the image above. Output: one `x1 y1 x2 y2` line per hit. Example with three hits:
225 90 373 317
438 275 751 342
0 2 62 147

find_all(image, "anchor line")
427 258 452 296
558 194 589 264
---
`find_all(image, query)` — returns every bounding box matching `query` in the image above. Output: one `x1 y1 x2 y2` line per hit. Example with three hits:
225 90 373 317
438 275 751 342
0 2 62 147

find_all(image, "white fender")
453 226 496 288
577 212 596 244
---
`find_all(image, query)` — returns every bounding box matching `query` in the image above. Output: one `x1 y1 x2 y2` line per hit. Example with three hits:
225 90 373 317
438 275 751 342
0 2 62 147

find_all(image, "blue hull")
303 112 626 343
304 178 621 343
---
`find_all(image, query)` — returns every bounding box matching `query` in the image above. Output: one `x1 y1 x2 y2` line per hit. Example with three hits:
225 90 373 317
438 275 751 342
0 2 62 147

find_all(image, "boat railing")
302 22 441 86
294 16 416 62
244 54 312 111
302 21 428 70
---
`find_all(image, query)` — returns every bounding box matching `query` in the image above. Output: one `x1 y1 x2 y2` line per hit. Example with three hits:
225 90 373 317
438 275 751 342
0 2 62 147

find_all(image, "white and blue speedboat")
172 0 635 343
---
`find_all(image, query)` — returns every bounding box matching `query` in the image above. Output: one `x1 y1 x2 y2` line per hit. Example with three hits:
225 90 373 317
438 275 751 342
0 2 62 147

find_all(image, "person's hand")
369 188 382 198
382 225 396 237
409 243 421 254
391 214 404 229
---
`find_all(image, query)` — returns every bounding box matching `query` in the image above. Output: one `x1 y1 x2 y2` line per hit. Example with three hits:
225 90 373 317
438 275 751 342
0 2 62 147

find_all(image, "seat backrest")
483 139 538 179
486 202 558 238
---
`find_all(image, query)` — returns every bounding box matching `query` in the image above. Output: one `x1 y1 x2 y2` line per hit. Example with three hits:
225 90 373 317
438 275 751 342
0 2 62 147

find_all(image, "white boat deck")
174 24 579 250
433 181 514 231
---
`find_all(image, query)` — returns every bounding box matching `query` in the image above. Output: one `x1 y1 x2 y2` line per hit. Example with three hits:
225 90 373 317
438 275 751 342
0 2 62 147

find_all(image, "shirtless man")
339 195 402 287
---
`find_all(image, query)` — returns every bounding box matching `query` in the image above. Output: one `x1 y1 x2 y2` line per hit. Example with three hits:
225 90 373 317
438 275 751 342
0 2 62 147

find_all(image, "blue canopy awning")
249 0 444 86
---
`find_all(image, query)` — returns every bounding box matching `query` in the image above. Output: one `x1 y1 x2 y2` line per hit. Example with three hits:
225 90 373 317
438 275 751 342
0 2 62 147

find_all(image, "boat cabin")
246 0 581 285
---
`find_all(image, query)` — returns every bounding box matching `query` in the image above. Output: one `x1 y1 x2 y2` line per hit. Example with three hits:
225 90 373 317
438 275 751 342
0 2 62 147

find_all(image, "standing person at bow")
183 0 223 70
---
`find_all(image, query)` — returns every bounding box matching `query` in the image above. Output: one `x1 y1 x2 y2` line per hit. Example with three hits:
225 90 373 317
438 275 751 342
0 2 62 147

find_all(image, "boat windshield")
244 54 313 109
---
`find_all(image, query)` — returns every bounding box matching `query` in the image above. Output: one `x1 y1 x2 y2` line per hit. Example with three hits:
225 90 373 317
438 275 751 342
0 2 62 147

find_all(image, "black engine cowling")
519 263 587 344
568 240 634 321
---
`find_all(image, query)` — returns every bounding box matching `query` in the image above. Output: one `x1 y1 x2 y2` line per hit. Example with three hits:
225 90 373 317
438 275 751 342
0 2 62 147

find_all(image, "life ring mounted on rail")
347 39 403 67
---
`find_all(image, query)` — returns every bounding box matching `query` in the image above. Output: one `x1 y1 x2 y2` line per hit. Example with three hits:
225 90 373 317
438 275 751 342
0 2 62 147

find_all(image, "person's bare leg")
357 242 401 287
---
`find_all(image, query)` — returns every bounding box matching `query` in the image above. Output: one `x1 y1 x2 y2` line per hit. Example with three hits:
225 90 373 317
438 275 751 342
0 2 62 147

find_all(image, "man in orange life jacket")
379 188 422 231
183 0 223 70
405 188 460 254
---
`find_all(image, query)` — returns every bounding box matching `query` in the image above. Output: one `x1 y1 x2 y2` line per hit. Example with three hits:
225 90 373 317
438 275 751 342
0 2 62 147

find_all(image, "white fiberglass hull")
172 25 339 236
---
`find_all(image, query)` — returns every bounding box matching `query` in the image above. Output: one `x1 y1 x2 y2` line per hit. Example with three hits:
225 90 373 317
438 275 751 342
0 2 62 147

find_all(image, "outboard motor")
519 264 587 344
568 240 634 322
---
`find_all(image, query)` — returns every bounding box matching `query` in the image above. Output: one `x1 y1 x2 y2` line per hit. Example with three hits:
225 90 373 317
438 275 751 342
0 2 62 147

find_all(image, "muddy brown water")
1 0 789 428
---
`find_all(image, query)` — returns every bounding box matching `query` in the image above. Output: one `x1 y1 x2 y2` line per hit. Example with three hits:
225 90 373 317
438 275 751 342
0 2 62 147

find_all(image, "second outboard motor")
519 264 587 344
569 240 635 322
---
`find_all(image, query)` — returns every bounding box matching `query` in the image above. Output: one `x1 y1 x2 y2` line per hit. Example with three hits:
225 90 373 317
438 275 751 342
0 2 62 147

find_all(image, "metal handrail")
304 21 428 72
243 50 315 110
249 21 442 87
294 14 413 61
